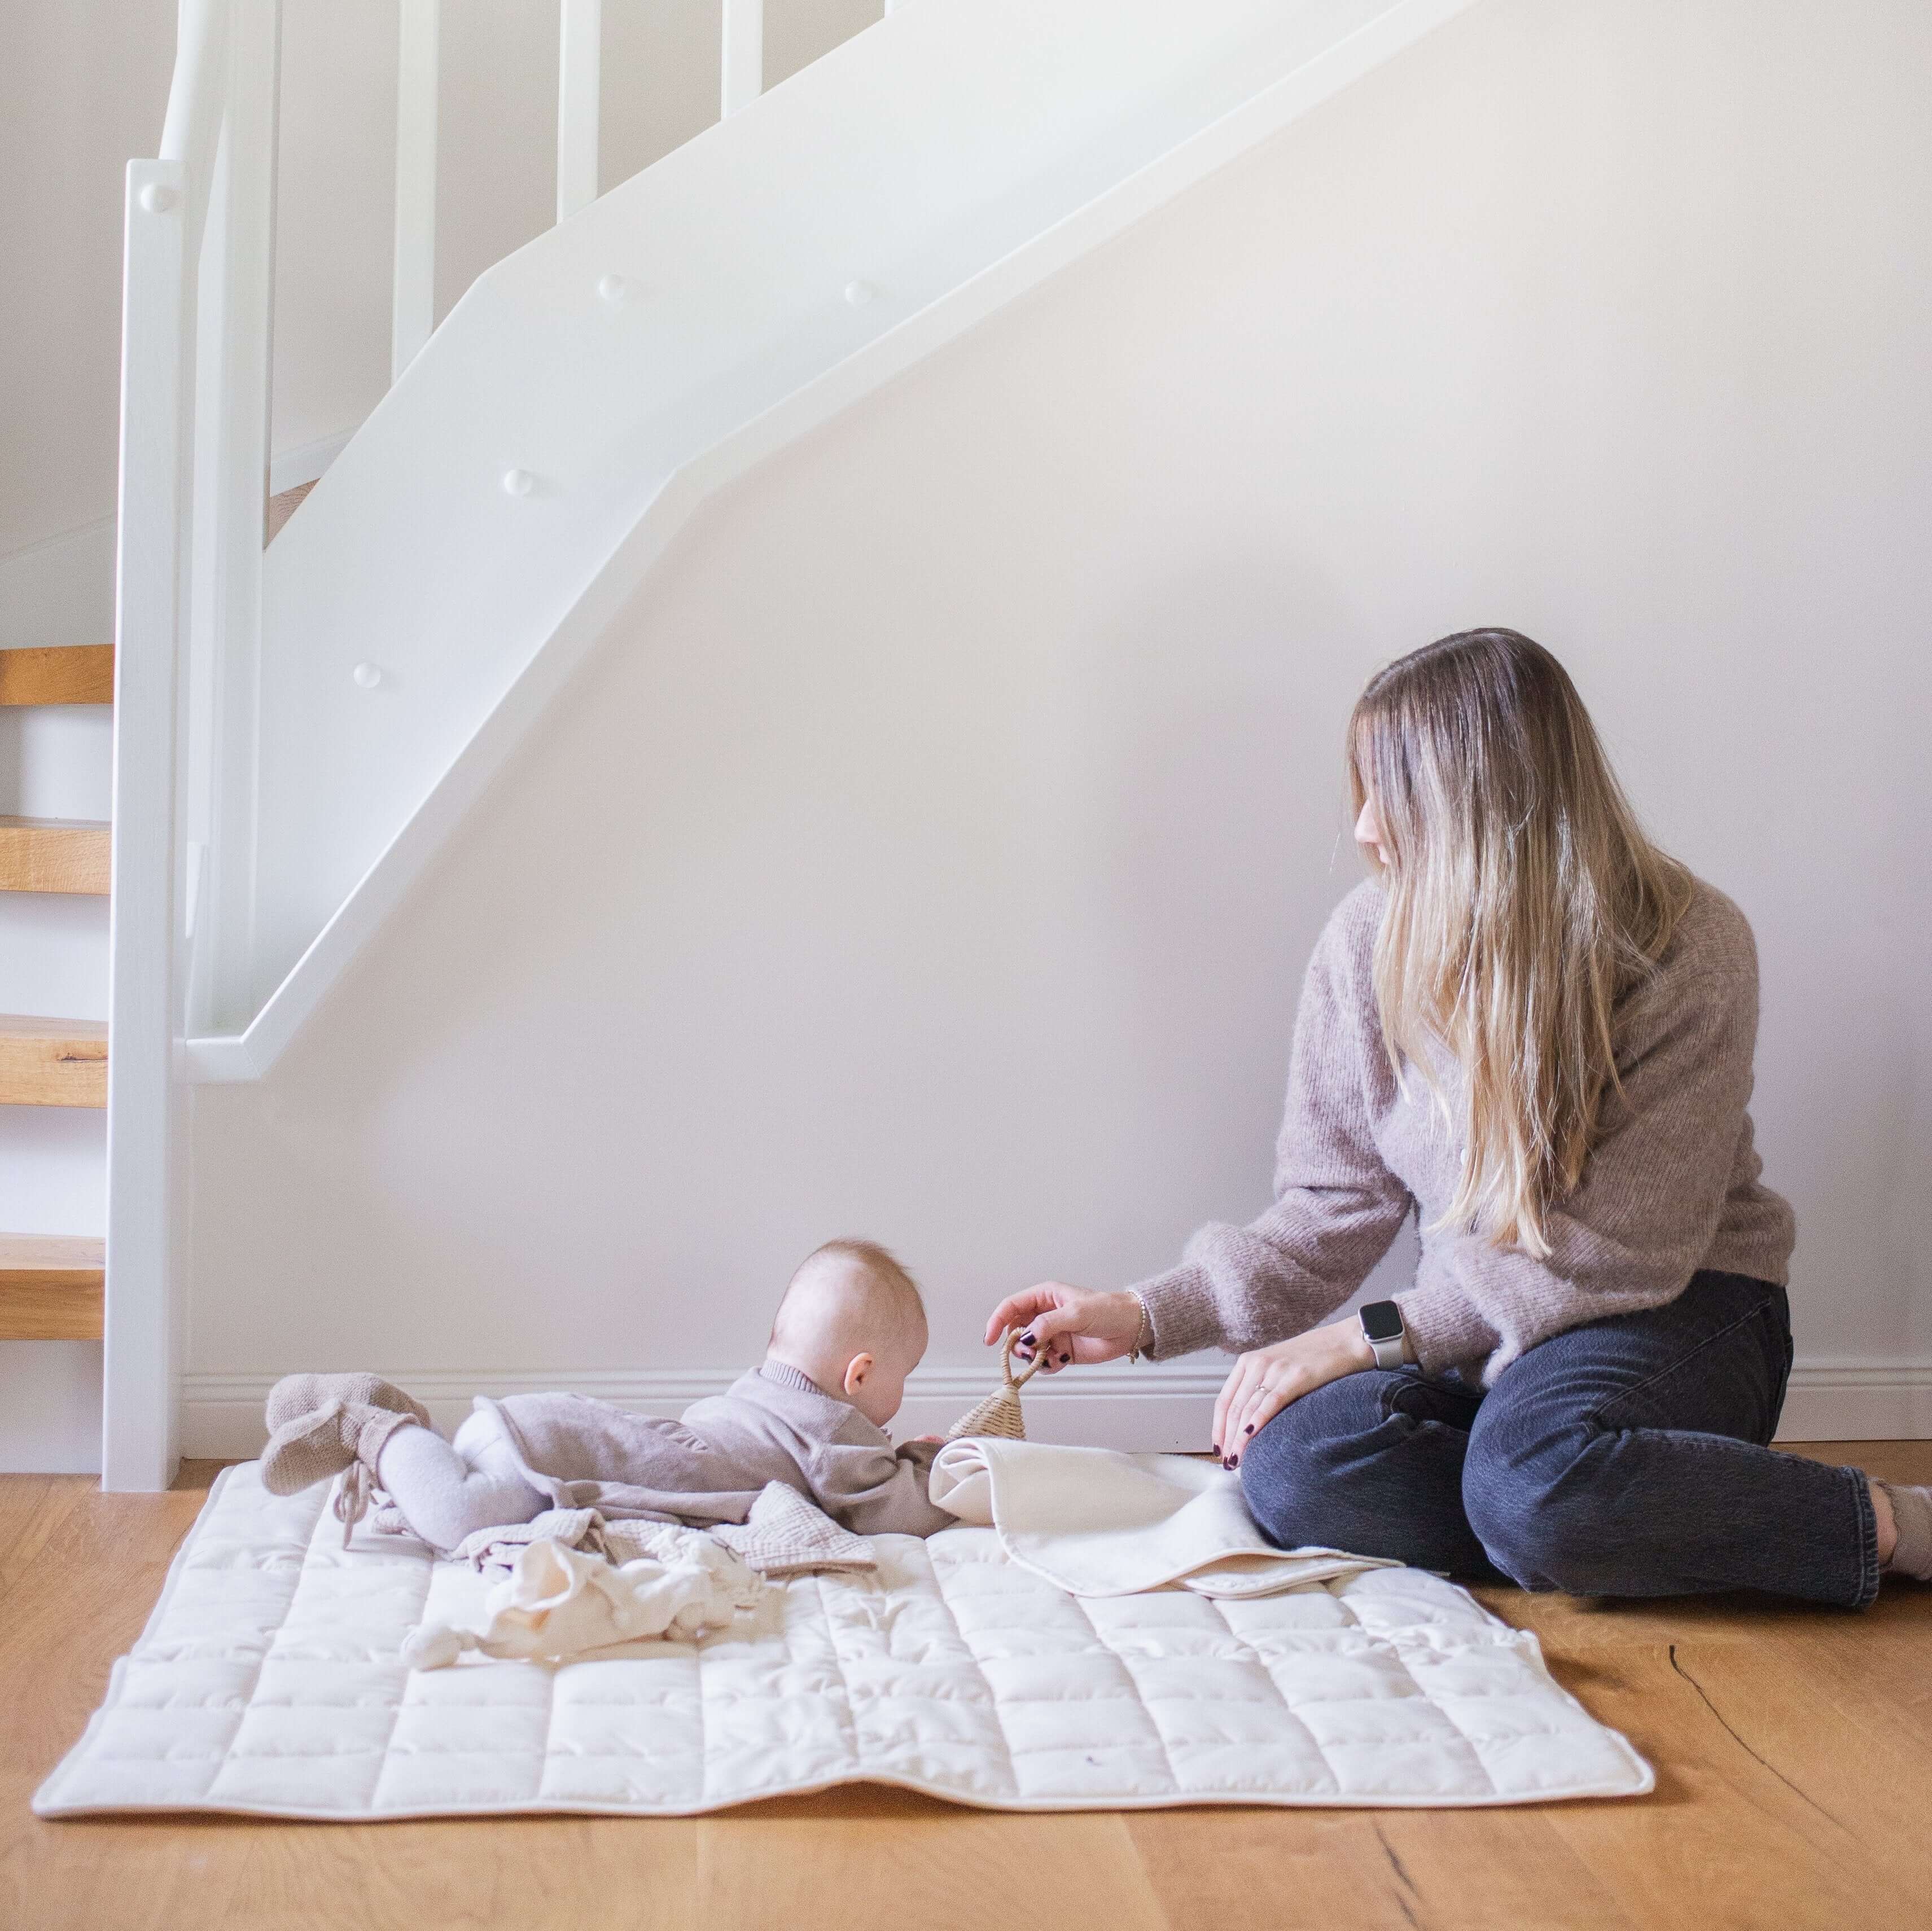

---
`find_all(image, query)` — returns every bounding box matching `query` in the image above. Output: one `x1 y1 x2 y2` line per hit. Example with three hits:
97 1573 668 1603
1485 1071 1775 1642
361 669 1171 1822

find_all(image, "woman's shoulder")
1660 875 1760 984
1616 876 1762 1048
1301 878 1387 997
1319 877 1388 957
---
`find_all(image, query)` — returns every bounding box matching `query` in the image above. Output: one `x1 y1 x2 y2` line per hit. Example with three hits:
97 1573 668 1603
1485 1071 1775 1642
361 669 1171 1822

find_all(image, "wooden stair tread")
0 1234 105 1341
0 645 115 706
0 817 111 895
0 1015 108 1108
266 479 317 545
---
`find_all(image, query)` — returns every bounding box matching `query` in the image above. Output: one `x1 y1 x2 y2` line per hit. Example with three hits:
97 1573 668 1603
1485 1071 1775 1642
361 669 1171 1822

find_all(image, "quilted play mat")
35 1463 1651 1818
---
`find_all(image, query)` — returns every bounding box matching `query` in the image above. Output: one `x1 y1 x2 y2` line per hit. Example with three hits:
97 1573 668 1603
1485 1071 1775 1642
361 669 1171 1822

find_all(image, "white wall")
179 0 1932 1451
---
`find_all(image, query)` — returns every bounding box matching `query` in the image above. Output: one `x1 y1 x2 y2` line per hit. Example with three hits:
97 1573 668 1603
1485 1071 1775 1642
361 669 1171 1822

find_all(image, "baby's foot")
259 1398 422 1498
265 1372 430 1434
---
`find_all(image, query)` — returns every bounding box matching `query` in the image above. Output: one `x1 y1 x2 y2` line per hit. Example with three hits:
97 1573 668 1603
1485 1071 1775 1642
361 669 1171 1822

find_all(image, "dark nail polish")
1018 1332 1035 1346
1245 1424 1254 1435
1223 1456 1234 1469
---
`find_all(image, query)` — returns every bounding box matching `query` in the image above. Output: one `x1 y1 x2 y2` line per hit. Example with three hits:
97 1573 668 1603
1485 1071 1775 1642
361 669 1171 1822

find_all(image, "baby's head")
767 1239 927 1428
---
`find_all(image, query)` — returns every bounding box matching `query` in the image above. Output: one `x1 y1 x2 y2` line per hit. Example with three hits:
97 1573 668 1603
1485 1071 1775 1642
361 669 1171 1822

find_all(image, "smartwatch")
1359 1300 1407 1371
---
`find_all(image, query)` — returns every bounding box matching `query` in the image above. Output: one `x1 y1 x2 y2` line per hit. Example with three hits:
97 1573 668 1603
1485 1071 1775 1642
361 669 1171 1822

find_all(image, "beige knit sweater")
1132 877 1795 1385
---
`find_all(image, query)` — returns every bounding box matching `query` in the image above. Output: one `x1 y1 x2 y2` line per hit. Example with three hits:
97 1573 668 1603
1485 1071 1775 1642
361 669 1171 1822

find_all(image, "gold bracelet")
1127 1291 1153 1364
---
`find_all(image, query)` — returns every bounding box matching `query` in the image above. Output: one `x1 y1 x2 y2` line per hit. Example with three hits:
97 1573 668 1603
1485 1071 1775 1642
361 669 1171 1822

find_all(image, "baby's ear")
842 1351 875 1397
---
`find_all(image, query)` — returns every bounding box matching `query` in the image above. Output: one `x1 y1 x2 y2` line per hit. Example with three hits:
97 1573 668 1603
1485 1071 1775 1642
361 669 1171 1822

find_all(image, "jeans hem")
1851 1465 1882 1609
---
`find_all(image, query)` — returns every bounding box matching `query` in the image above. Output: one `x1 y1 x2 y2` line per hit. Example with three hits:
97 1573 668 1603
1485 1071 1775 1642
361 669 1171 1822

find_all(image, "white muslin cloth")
928 1437 1398 1599
401 1529 763 1669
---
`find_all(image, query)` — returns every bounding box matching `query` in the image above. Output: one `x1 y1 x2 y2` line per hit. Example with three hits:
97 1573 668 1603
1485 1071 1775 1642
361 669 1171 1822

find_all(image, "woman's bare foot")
1870 1478 1896 1565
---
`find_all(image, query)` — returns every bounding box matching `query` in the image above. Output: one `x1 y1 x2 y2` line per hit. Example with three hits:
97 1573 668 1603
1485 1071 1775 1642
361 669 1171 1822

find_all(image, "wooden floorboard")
3 1446 1928 1930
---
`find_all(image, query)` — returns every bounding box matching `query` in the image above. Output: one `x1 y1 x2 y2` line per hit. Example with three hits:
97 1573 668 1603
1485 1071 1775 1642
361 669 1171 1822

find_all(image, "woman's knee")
1463 1425 1616 1592
1237 1377 1389 1548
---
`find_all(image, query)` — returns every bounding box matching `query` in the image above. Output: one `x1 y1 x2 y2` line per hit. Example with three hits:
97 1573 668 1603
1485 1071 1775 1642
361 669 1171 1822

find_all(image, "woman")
987 629 1929 1605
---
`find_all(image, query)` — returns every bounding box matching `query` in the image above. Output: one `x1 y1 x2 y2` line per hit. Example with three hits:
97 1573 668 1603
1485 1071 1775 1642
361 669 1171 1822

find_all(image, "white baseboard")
180 1364 1226 1459
178 1358 1932 1460
1778 1361 1932 1443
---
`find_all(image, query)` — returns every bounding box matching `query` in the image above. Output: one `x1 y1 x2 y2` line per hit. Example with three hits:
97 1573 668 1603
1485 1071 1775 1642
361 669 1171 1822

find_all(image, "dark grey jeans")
1238 1270 1881 1607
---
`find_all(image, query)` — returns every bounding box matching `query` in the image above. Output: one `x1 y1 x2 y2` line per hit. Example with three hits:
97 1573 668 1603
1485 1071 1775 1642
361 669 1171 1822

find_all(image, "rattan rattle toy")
945 1328 1045 1441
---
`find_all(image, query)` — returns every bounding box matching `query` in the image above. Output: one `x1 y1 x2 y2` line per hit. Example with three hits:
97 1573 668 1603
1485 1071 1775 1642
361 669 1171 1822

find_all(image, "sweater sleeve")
810 1434 954 1538
1130 887 1414 1359
1398 931 1766 1383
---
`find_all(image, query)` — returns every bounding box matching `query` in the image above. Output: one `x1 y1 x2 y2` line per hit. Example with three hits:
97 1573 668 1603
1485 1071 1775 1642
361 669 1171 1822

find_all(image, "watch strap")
1359 1301 1407 1371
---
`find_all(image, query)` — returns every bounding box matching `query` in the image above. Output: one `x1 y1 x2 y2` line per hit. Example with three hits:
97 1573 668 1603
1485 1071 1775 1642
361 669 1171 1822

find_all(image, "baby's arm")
812 1435 956 1538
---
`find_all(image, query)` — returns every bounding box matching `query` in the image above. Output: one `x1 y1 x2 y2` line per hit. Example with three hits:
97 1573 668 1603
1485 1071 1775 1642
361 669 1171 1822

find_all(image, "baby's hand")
910 1434 944 1445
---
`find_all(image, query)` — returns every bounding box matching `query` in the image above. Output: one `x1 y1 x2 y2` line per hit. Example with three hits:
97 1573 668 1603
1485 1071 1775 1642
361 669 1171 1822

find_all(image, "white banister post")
103 157 192 1492
720 0 763 117
392 0 440 378
556 0 601 221
199 0 280 1035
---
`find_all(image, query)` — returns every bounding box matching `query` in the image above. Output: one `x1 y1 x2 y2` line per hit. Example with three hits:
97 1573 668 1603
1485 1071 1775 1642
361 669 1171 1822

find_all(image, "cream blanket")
35 1464 1654 1816
928 1438 1397 1598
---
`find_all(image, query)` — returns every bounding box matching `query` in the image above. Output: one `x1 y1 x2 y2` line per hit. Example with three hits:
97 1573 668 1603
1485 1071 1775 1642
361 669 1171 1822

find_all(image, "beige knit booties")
259 1399 423 1499
265 1371 431 1434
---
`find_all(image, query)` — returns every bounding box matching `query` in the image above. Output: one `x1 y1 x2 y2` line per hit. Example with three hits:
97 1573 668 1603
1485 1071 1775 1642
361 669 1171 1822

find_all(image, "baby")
261 1239 954 1551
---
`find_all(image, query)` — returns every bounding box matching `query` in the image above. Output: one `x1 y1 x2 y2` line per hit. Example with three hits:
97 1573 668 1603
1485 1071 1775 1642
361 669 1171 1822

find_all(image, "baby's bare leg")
376 1417 545 1553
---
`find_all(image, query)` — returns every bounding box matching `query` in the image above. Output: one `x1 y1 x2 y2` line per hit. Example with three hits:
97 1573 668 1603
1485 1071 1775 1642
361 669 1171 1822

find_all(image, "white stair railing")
391 0 441 380
721 0 765 117
556 0 604 220
389 0 772 374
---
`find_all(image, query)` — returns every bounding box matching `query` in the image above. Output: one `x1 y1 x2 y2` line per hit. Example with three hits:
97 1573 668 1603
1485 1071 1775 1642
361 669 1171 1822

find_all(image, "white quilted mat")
35 1464 1652 1818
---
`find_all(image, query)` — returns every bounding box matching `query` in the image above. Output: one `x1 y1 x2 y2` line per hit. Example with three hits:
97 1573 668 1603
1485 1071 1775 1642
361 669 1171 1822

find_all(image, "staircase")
0 645 113 1351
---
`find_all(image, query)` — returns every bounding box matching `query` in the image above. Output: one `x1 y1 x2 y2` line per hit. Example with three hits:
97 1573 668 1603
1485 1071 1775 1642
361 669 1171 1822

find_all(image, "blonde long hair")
1350 630 1693 1256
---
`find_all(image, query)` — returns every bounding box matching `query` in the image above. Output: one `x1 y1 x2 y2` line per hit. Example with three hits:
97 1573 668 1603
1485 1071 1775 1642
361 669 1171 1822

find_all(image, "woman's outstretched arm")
987 887 1412 1370
1129 886 1413 1358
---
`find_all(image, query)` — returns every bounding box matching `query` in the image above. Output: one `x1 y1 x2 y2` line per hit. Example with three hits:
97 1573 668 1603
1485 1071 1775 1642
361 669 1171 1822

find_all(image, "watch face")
1361 1301 1404 1344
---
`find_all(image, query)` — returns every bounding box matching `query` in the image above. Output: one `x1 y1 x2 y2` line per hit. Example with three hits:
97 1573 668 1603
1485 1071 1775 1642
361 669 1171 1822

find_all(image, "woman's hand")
983 1283 1145 1372
1213 1321 1374 1464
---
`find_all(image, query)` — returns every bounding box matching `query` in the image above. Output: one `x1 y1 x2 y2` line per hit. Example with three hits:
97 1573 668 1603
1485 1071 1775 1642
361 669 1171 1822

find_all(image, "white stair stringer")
185 0 1476 1079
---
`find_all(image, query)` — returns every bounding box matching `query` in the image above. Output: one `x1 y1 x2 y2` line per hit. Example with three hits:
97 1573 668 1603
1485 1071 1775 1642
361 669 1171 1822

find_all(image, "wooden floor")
5 1445 1929 1931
